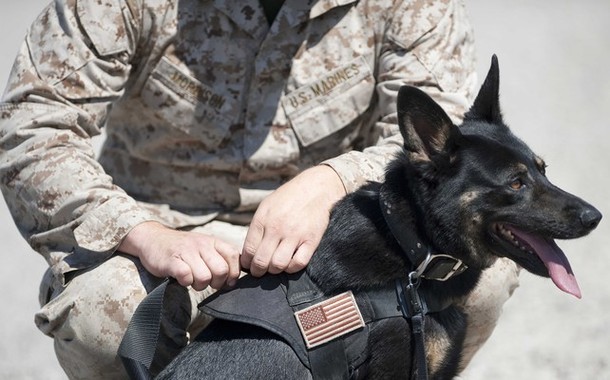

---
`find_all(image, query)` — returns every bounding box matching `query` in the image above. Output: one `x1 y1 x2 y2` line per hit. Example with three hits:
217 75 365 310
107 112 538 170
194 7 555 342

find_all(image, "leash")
395 275 428 380
379 184 468 380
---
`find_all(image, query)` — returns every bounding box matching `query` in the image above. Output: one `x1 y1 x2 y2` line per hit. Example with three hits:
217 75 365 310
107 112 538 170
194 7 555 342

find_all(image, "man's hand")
241 165 346 277
119 221 241 290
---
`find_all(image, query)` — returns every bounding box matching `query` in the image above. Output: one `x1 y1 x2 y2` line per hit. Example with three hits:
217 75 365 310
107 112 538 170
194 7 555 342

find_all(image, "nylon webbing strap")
118 279 172 380
395 279 429 380
412 314 428 380
309 339 350 380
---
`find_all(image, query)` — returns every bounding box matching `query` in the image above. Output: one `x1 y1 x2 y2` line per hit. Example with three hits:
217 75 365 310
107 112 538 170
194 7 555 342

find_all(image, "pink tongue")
508 227 581 298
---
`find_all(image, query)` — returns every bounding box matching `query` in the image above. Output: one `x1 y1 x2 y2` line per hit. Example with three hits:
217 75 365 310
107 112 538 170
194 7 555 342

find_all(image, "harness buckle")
414 252 468 281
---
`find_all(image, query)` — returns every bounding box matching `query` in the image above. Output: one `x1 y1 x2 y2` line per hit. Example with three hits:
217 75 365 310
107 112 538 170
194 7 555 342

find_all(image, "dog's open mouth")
493 223 581 298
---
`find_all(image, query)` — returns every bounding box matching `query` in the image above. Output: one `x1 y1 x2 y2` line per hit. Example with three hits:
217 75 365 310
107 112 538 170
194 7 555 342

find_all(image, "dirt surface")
1 1 608 379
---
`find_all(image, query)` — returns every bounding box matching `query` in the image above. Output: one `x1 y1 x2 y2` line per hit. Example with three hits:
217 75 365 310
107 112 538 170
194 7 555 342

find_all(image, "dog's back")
158 320 311 379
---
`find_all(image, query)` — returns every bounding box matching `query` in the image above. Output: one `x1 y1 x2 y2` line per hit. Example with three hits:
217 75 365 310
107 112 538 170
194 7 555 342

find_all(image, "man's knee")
36 254 157 379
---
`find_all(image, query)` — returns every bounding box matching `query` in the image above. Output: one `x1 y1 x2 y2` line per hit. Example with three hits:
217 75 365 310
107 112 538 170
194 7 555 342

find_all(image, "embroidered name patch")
294 291 365 349
153 57 228 112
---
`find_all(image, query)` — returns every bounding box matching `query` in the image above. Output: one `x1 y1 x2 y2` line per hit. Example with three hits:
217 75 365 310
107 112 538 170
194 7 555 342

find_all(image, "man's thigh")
35 254 158 379
35 220 248 379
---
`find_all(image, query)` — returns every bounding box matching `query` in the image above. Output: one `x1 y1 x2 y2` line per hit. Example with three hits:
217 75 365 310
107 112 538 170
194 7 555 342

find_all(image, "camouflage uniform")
0 0 519 378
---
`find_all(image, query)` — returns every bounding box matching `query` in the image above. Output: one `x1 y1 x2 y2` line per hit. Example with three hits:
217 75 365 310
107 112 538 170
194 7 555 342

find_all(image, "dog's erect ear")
397 86 458 161
464 54 503 123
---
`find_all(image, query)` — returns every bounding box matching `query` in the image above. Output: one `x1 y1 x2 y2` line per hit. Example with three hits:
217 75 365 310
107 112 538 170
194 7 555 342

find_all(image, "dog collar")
378 185 468 281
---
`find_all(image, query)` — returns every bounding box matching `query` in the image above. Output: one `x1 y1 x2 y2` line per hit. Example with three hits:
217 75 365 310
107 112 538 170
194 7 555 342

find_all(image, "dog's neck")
378 182 467 282
308 179 480 304
382 163 482 299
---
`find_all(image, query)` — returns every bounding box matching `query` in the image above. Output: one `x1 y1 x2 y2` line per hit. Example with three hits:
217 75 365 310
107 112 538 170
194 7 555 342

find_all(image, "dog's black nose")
580 207 602 230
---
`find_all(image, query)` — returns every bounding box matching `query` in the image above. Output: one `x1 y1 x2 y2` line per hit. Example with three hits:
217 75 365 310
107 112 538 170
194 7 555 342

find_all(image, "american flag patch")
294 291 365 349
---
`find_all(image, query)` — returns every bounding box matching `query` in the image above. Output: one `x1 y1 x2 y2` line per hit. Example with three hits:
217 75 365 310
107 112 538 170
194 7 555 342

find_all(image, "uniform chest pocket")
140 57 238 150
283 56 375 147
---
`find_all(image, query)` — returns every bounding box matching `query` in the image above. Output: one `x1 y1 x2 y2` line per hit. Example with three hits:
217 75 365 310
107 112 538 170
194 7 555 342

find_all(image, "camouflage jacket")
0 0 476 278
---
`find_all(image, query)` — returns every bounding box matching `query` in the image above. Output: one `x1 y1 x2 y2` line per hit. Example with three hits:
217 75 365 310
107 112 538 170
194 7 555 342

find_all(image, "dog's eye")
510 178 525 190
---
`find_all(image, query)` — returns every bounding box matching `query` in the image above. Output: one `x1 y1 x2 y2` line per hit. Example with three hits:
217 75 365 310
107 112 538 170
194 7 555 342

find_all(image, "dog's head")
394 55 601 298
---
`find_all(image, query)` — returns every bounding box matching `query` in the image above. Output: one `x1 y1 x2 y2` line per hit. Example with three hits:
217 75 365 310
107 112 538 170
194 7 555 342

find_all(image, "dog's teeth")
496 224 536 255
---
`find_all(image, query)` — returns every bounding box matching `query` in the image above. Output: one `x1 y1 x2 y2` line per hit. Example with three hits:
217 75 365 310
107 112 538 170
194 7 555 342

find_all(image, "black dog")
156 56 601 379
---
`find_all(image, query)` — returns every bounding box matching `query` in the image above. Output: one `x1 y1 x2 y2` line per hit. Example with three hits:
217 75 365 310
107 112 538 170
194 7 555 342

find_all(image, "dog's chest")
424 323 453 375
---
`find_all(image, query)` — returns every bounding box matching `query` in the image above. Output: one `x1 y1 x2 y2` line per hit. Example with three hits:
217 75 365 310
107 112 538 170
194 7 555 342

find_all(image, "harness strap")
118 278 189 380
359 287 404 321
309 339 350 380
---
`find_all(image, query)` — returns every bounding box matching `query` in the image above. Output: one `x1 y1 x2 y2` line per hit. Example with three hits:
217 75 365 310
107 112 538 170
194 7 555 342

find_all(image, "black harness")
199 271 407 379
118 185 467 380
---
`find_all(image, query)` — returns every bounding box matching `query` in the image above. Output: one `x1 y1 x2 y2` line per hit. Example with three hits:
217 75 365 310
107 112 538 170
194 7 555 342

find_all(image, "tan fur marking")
425 327 452 376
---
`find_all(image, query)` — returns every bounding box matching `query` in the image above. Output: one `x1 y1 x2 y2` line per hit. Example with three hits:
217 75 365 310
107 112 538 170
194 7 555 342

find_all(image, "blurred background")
1 1 608 379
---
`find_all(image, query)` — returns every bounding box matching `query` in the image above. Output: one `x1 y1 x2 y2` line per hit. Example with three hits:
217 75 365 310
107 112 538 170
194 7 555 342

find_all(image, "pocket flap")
283 56 374 147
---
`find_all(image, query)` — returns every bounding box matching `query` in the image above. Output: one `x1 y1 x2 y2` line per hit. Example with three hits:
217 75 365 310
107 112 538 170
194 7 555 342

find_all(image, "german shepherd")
156 56 601 379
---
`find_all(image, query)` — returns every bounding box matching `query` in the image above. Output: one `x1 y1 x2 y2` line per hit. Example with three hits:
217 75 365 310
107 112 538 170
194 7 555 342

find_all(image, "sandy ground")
0 1 609 379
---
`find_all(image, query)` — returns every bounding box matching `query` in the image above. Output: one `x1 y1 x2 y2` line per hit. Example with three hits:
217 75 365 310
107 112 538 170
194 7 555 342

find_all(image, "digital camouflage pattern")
0 0 513 379
0 0 476 281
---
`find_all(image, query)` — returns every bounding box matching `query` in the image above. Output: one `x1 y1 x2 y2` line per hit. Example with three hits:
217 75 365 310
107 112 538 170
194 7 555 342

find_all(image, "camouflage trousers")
34 221 520 379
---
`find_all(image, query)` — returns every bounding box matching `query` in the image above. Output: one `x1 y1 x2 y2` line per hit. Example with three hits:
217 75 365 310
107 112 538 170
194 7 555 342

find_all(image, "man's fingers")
214 239 241 287
129 225 243 290
163 236 236 291
286 241 316 274
247 232 280 277
178 253 212 290
268 238 298 274
166 257 196 288
198 248 230 290
241 220 264 270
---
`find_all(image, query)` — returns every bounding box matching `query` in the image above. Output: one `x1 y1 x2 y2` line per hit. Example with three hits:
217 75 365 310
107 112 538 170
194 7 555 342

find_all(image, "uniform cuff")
322 151 385 194
73 196 155 253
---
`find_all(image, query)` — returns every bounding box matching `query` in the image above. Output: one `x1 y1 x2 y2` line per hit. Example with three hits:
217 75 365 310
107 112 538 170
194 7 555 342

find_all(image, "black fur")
157 56 601 379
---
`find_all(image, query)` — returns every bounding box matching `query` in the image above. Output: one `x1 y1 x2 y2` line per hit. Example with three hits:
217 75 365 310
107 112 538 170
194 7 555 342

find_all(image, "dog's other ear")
464 54 503 123
397 86 458 161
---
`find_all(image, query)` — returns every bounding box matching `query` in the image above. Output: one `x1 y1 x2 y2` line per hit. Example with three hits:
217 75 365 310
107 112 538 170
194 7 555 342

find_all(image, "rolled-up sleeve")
0 0 152 265
324 0 477 193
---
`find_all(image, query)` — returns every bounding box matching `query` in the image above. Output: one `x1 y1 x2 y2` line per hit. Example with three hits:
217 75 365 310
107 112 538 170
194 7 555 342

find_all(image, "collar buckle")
413 252 468 281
